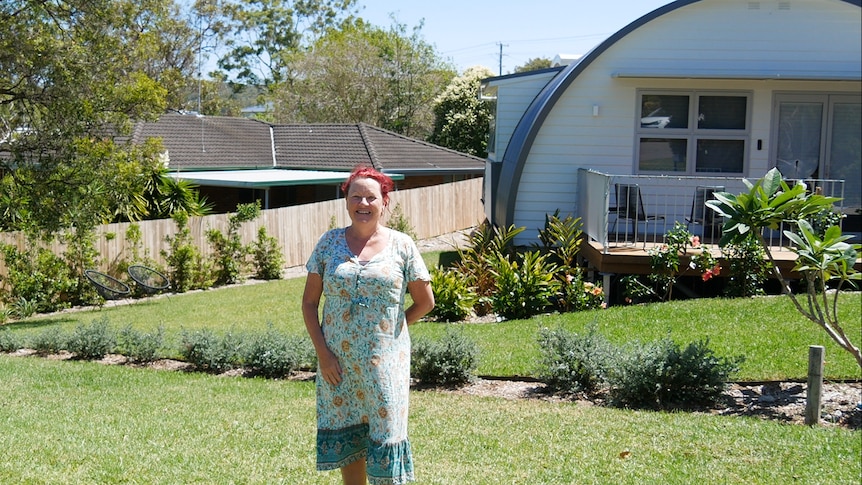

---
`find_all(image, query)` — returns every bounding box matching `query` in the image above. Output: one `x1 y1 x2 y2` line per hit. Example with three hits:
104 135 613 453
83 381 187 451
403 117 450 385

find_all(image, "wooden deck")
580 240 860 279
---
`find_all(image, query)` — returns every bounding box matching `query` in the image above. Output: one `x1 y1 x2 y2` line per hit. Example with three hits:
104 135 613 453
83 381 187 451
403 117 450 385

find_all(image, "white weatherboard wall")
508 0 862 244
488 71 559 161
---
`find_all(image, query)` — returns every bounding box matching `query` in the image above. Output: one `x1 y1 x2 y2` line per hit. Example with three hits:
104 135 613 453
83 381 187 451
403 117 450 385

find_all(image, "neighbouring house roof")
130 113 276 170
164 168 402 189
129 113 484 177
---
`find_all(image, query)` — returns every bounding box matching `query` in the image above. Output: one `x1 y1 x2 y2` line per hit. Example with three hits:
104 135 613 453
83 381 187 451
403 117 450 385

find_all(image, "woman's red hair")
341 165 394 206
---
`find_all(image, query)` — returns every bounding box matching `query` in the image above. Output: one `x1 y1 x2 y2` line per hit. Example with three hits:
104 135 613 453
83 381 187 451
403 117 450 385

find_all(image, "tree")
217 0 358 87
268 18 454 138
515 57 552 73
707 168 862 369
1 0 169 235
428 66 495 157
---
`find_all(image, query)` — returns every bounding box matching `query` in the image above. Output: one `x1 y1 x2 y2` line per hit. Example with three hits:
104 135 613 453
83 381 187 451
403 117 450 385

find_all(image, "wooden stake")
804 345 824 426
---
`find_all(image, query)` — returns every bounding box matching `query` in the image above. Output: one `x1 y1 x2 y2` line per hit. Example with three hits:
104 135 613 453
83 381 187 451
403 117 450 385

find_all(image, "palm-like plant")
707 168 861 369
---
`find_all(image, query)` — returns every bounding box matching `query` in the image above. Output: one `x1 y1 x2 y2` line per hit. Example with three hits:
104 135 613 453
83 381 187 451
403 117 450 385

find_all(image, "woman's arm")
302 273 342 385
405 279 434 325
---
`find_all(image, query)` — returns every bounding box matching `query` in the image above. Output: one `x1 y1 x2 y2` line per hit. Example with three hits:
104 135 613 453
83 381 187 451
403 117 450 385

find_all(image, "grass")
1 250 860 482
7 252 860 380
0 355 859 484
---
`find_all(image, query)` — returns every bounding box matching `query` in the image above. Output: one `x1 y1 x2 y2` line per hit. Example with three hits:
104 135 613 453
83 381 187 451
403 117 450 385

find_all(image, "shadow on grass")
437 250 461 268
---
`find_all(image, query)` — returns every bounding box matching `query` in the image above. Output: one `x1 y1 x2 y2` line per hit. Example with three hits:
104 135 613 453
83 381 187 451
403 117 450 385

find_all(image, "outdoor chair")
127 265 170 295
685 186 724 241
84 269 131 301
610 183 664 246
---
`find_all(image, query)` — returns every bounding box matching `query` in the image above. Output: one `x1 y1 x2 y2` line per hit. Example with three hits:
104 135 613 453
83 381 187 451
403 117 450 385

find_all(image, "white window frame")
635 90 752 176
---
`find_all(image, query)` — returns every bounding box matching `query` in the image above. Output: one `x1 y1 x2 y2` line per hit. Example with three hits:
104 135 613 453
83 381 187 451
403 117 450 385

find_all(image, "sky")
354 0 675 75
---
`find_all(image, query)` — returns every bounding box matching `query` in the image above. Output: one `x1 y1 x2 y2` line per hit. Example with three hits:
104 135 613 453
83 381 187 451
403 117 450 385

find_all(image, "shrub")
489 250 557 320
646 223 719 301
117 325 165 363
429 267 477 322
162 211 213 293
619 274 660 305
387 203 417 240
179 328 244 373
207 201 260 285
412 327 480 387
536 324 617 395
0 303 10 325
29 327 68 355
12 297 39 319
555 270 605 312
242 325 312 378
607 337 742 410
721 233 769 297
61 226 101 306
67 317 117 360
251 227 284 280
1 243 77 314
0 327 21 352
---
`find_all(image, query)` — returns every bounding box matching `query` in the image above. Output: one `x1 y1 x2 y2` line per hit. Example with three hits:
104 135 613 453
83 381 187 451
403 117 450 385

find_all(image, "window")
636 91 750 175
773 93 861 212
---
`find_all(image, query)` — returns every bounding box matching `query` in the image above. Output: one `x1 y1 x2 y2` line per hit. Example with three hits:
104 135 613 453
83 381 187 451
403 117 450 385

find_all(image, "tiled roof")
272 124 373 171
130 114 484 175
130 113 275 170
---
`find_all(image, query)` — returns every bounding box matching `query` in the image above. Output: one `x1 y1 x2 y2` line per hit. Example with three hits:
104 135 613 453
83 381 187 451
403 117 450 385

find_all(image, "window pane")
698 96 747 130
829 102 861 209
776 101 823 178
640 95 689 129
696 139 744 173
639 138 687 171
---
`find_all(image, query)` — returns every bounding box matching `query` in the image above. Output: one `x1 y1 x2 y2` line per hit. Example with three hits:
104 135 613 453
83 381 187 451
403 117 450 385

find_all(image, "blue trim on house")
491 0 861 228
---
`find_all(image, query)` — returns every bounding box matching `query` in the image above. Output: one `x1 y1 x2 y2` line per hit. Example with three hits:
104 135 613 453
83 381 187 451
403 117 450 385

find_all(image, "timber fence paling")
0 178 484 277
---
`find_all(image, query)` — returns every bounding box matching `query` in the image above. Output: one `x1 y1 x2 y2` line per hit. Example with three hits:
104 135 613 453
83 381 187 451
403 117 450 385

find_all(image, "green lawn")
8 271 861 381
0 355 859 484
1 252 860 483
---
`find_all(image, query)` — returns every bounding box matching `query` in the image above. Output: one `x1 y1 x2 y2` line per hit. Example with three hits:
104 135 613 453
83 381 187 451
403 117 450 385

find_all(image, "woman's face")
346 176 385 226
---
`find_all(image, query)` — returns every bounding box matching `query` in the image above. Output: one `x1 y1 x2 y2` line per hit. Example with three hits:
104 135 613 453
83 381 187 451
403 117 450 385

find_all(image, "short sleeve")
403 236 430 283
306 230 335 275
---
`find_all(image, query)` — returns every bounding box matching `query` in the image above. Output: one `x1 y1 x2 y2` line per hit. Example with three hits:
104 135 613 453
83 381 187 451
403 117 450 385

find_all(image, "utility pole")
496 42 508 76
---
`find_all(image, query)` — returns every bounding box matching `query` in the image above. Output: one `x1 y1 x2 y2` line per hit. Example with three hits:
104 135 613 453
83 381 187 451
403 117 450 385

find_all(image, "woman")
302 165 434 485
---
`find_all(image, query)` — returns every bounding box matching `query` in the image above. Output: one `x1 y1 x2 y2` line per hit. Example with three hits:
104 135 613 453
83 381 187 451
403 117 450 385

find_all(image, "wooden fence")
0 178 484 276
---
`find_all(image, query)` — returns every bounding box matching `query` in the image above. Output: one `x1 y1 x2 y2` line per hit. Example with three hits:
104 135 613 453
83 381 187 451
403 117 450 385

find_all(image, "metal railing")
577 168 847 253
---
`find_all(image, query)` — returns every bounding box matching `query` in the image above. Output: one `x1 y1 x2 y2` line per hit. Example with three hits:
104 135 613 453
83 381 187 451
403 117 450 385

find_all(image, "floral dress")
306 228 430 485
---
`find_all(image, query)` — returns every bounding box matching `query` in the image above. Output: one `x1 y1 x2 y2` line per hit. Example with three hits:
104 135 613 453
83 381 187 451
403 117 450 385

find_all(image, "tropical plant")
707 168 862 369
489 250 557 320
429 267 478 322
453 223 524 315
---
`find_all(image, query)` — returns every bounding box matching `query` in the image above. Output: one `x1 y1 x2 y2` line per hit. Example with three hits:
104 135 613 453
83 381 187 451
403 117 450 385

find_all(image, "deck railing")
577 168 847 253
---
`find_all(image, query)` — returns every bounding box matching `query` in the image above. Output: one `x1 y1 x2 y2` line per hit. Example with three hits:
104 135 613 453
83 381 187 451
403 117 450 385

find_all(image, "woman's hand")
317 347 343 386
302 273 342 386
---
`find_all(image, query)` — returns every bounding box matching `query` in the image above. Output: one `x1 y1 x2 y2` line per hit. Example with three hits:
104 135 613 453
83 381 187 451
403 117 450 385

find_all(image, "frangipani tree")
707 168 862 369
